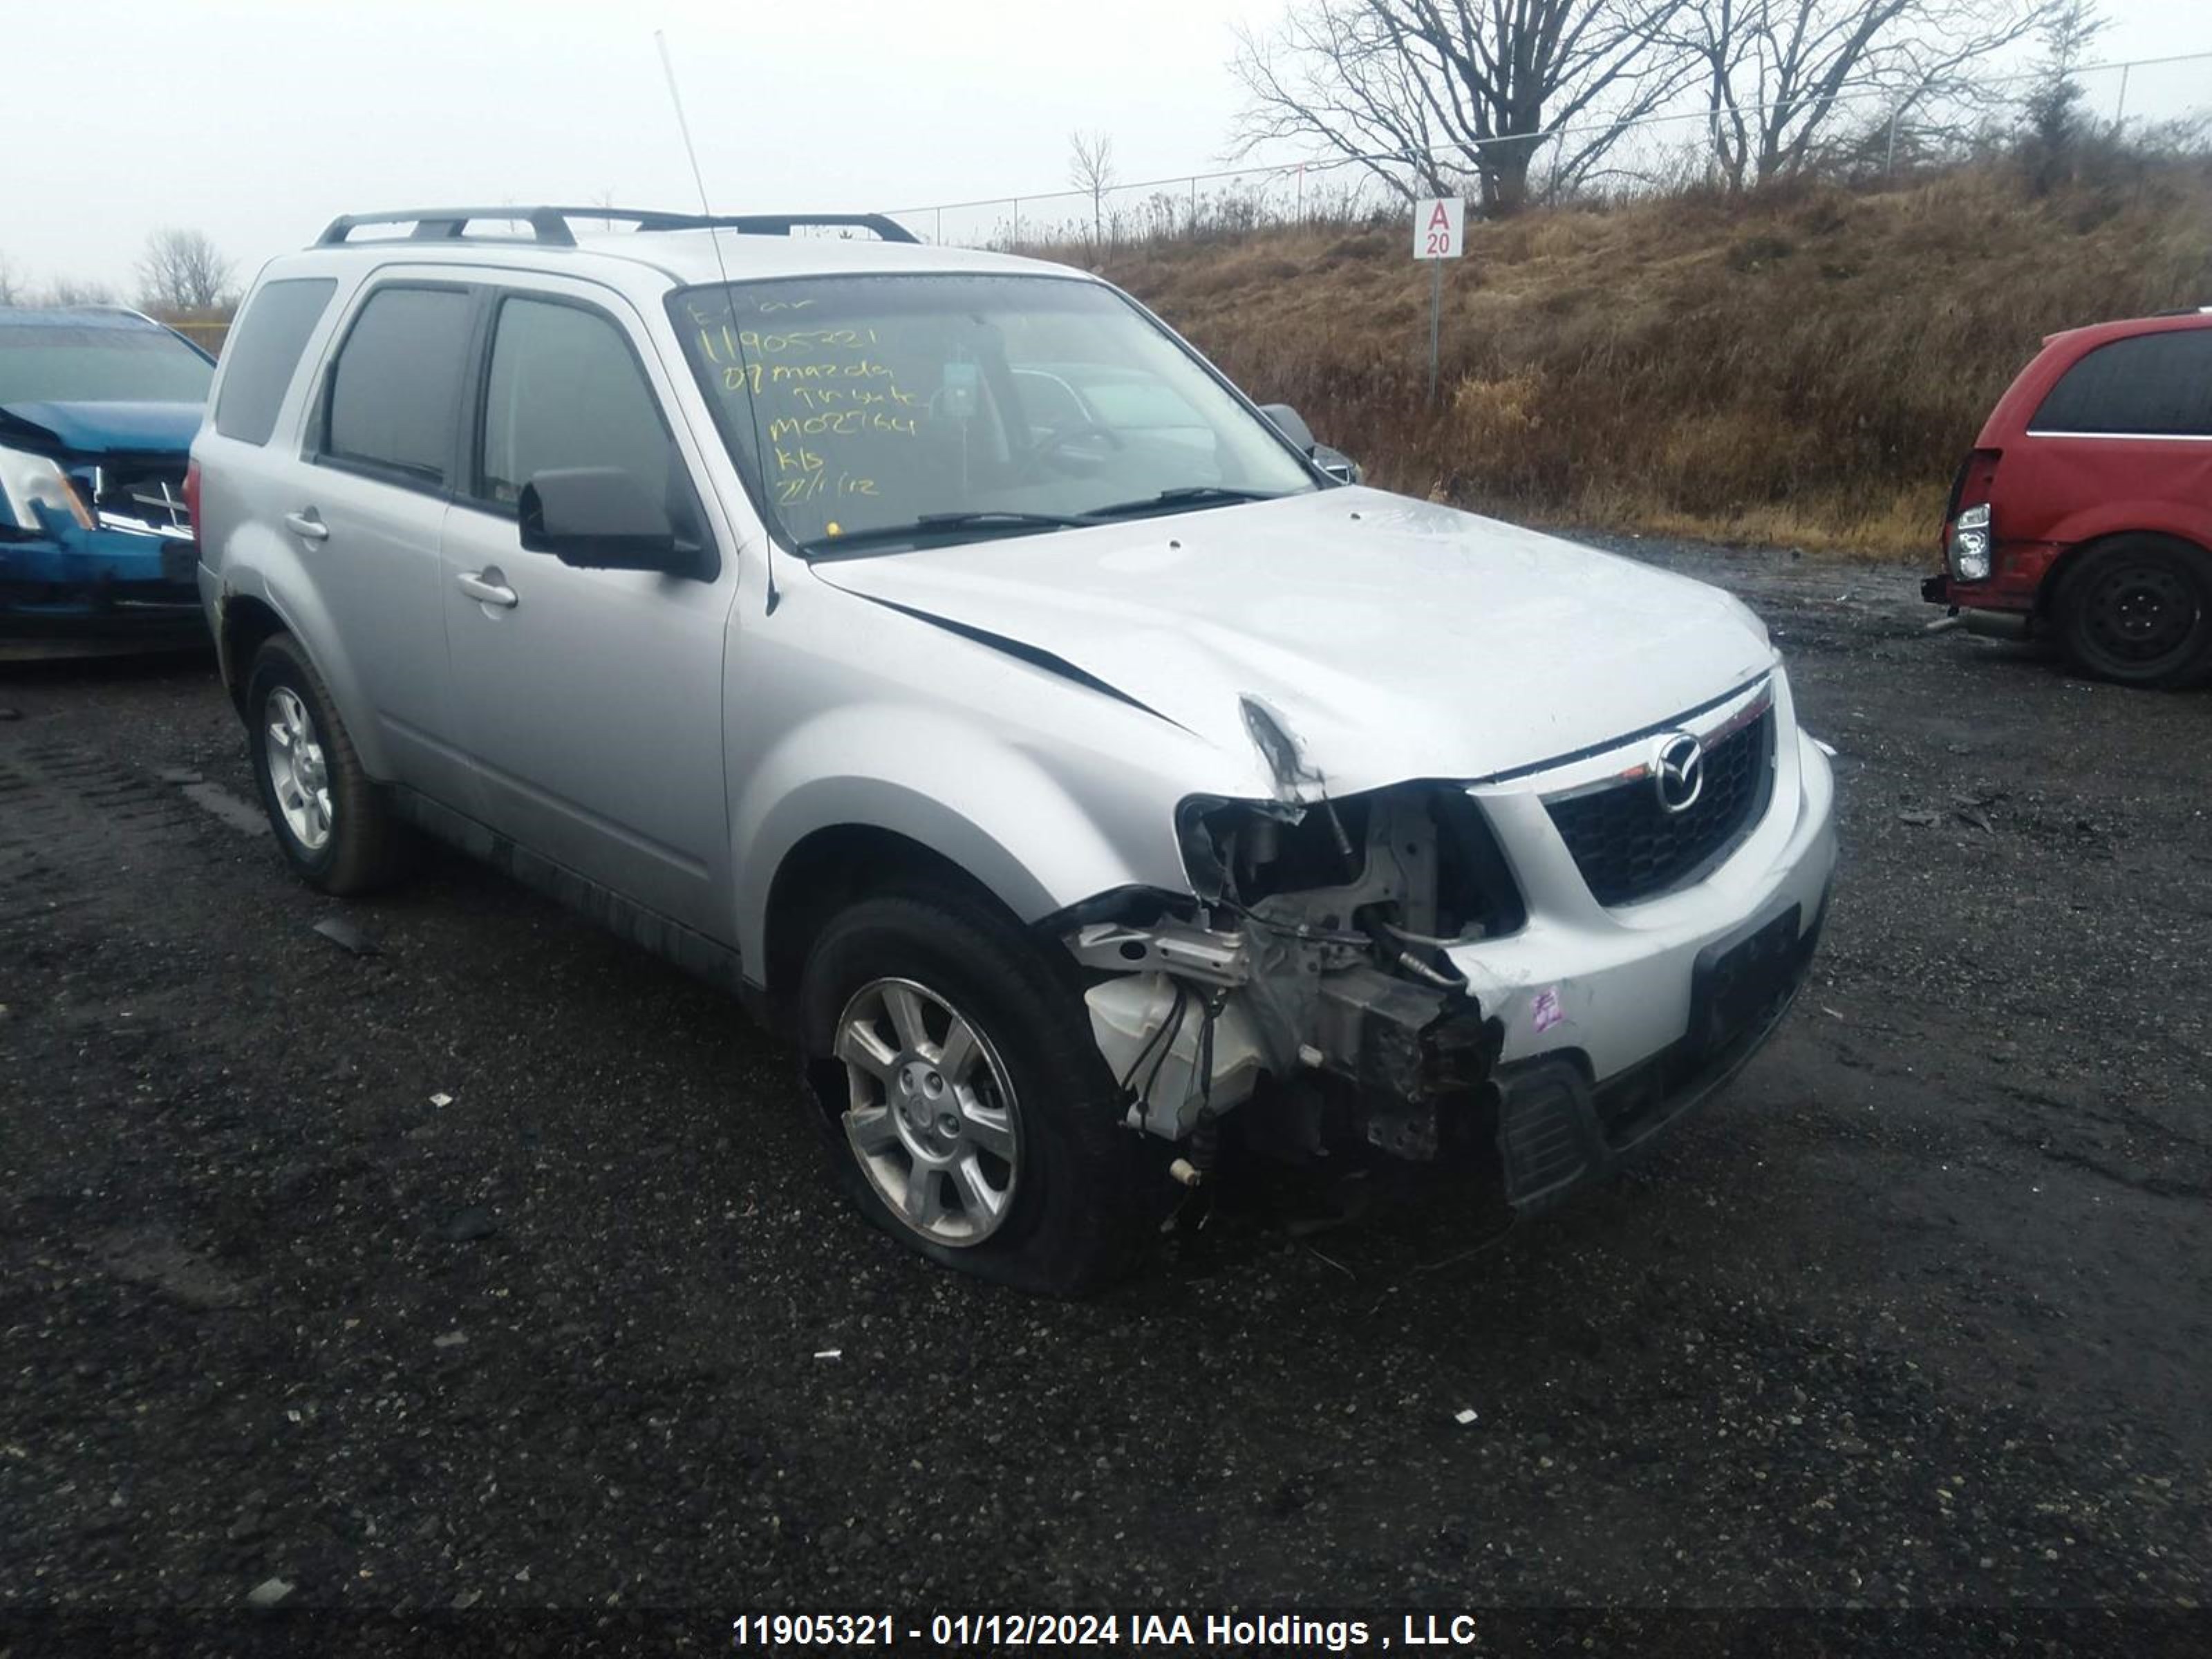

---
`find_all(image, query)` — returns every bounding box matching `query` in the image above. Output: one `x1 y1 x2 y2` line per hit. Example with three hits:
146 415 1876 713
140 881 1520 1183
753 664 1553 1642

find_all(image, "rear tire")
245 632 409 894
797 889 1157 1295
2053 536 2212 690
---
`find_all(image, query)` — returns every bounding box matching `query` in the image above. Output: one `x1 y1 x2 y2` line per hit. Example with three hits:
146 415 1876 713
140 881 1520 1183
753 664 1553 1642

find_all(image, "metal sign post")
1427 261 1443 403
1413 197 1465 405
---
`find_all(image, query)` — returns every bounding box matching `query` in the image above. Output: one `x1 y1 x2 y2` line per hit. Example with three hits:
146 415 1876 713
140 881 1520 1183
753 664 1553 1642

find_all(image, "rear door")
292 279 480 807
437 279 737 932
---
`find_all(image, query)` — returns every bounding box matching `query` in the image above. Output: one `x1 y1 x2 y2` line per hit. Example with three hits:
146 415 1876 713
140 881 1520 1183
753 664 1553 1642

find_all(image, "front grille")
1546 709 1775 906
84 461 192 536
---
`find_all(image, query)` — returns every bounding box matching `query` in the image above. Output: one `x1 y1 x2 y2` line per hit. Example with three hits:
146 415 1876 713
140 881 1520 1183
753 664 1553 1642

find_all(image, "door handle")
283 509 329 542
456 570 518 610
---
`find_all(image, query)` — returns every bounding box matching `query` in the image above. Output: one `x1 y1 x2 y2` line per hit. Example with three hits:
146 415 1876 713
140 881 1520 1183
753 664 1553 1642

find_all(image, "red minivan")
1925 310 2212 688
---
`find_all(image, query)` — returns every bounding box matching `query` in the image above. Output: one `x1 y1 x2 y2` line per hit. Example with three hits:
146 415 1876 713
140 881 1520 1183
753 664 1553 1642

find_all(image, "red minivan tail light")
1944 447 2002 523
1943 448 2003 583
182 458 201 554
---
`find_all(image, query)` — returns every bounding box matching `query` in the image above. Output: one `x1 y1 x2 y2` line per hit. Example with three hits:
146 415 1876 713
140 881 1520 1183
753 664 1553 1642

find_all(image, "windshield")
0 320 215 405
668 274 1317 554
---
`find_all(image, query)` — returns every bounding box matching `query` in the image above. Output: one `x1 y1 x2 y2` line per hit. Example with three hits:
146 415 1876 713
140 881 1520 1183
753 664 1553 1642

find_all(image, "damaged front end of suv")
0 307 213 659
1046 648 1834 1227
1062 696 1522 1184
795 476 1834 1274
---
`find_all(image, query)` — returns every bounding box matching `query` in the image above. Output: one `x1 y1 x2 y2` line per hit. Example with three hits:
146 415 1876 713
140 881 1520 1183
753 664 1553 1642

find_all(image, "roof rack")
314 207 919 249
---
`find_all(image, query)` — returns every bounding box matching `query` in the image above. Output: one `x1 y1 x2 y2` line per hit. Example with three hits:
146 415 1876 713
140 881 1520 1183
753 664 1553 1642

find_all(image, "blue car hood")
0 400 201 457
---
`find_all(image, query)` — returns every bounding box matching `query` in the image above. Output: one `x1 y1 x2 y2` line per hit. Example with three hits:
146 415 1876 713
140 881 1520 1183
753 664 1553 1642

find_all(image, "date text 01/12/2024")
729 1611 1487 1649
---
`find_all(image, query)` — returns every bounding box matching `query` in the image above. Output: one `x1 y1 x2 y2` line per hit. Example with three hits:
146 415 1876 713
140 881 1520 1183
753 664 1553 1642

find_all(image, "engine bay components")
1070 779 1515 1163
1085 973 1267 1138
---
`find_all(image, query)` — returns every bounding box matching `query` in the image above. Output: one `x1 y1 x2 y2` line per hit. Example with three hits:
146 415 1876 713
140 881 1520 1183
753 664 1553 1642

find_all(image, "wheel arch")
216 593 289 714
2038 527 2212 618
733 705 1189 1012
758 822 1027 1017
211 568 395 776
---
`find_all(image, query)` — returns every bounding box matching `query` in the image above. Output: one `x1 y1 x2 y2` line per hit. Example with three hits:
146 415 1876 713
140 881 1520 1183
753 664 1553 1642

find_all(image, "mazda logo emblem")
1653 732 1705 814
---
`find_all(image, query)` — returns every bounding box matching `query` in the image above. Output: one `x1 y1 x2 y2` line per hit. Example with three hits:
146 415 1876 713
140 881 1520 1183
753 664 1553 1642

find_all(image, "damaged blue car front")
1 306 214 659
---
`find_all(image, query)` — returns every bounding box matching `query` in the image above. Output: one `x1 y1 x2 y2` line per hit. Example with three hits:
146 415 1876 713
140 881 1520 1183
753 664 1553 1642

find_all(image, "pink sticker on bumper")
1531 986 1564 1034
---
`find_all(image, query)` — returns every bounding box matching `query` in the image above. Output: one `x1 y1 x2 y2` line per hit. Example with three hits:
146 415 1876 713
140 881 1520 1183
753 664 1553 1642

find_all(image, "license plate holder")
1687 903 1802 1058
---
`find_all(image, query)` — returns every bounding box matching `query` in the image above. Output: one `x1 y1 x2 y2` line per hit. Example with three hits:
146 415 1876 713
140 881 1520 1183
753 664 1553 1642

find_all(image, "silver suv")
192 205 1837 1293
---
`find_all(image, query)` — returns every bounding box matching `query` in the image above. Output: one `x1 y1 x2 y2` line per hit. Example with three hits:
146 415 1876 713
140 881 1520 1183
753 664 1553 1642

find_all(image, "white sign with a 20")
1413 196 1465 260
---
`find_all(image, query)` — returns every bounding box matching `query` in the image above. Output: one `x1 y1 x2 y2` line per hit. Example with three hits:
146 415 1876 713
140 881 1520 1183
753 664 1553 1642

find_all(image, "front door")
438 284 736 932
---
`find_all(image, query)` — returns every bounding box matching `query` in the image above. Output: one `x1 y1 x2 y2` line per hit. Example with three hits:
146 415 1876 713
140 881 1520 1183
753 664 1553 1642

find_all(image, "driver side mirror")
1258 402 1361 485
518 467 694 574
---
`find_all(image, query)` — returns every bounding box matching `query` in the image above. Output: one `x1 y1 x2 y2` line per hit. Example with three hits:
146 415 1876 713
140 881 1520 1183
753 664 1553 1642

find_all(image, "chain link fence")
111 50 2212 358
884 52 2212 254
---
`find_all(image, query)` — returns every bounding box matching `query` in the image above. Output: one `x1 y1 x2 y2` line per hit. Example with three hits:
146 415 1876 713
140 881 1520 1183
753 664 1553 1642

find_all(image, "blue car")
1 305 215 658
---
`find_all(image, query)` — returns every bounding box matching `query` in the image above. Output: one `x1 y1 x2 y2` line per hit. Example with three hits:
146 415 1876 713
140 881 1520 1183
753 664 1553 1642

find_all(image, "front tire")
2053 536 2212 690
245 632 407 894
798 890 1155 1294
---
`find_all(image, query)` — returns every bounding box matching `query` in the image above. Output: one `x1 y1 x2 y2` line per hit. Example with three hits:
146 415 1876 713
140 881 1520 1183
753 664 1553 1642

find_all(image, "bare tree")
136 227 235 314
46 276 118 308
1231 0 1694 215
0 254 24 306
1674 0 2059 191
1068 130 1118 247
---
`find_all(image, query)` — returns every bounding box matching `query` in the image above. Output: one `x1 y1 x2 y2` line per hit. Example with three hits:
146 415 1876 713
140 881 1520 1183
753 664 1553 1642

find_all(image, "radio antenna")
655 30 718 233
654 29 778 612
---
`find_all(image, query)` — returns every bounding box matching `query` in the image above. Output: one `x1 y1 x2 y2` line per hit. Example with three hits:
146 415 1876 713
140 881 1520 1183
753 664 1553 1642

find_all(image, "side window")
476 297 677 512
214 278 337 444
2032 330 2212 438
321 285 475 485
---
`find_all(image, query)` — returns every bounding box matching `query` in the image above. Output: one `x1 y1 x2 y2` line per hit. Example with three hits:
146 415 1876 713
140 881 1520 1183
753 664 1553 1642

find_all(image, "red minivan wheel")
2054 536 2212 691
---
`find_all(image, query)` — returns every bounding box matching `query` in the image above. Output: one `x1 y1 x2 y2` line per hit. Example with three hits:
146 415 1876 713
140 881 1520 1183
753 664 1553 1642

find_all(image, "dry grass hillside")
1078 157 2212 557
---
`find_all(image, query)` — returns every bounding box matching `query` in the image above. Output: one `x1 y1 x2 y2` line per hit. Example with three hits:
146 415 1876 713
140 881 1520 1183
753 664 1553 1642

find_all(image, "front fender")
731 702 1165 972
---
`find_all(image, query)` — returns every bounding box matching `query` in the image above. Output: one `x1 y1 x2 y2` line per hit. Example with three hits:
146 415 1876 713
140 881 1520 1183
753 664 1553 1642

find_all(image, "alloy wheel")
832 977 1020 1247
263 686 334 852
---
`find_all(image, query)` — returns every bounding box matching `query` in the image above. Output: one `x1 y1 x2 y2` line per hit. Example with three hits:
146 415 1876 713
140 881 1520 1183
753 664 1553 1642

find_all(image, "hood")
0 400 202 458
810 489 1775 793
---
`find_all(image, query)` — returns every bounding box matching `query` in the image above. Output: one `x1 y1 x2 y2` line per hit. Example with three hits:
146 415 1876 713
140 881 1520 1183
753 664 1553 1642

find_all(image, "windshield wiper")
800 510 1091 559
1078 486 1288 522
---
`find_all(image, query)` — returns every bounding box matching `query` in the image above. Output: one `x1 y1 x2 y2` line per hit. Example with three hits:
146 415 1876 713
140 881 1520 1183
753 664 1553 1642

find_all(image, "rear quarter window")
319 285 475 485
214 278 337 445
2031 329 2212 438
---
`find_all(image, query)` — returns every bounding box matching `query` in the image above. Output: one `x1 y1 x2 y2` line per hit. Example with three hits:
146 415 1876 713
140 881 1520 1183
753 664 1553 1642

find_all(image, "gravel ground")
2 539 2209 1636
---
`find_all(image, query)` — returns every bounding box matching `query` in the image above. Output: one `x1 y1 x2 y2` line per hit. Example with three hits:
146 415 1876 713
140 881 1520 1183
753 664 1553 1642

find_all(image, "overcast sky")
7 0 2208 297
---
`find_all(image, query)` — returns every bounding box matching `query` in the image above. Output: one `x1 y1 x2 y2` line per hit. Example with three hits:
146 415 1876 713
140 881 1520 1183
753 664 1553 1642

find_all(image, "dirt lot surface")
3 539 2209 1637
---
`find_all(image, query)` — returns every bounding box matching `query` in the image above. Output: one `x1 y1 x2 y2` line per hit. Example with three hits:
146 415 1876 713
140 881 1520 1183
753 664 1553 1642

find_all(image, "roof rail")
314 207 919 248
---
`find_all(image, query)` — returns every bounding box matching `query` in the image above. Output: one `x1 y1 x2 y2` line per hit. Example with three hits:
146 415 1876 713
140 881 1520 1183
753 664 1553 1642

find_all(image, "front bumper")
1446 715 1837 1203
1492 890 1826 1210
1452 726 1836 1080
1 528 205 658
